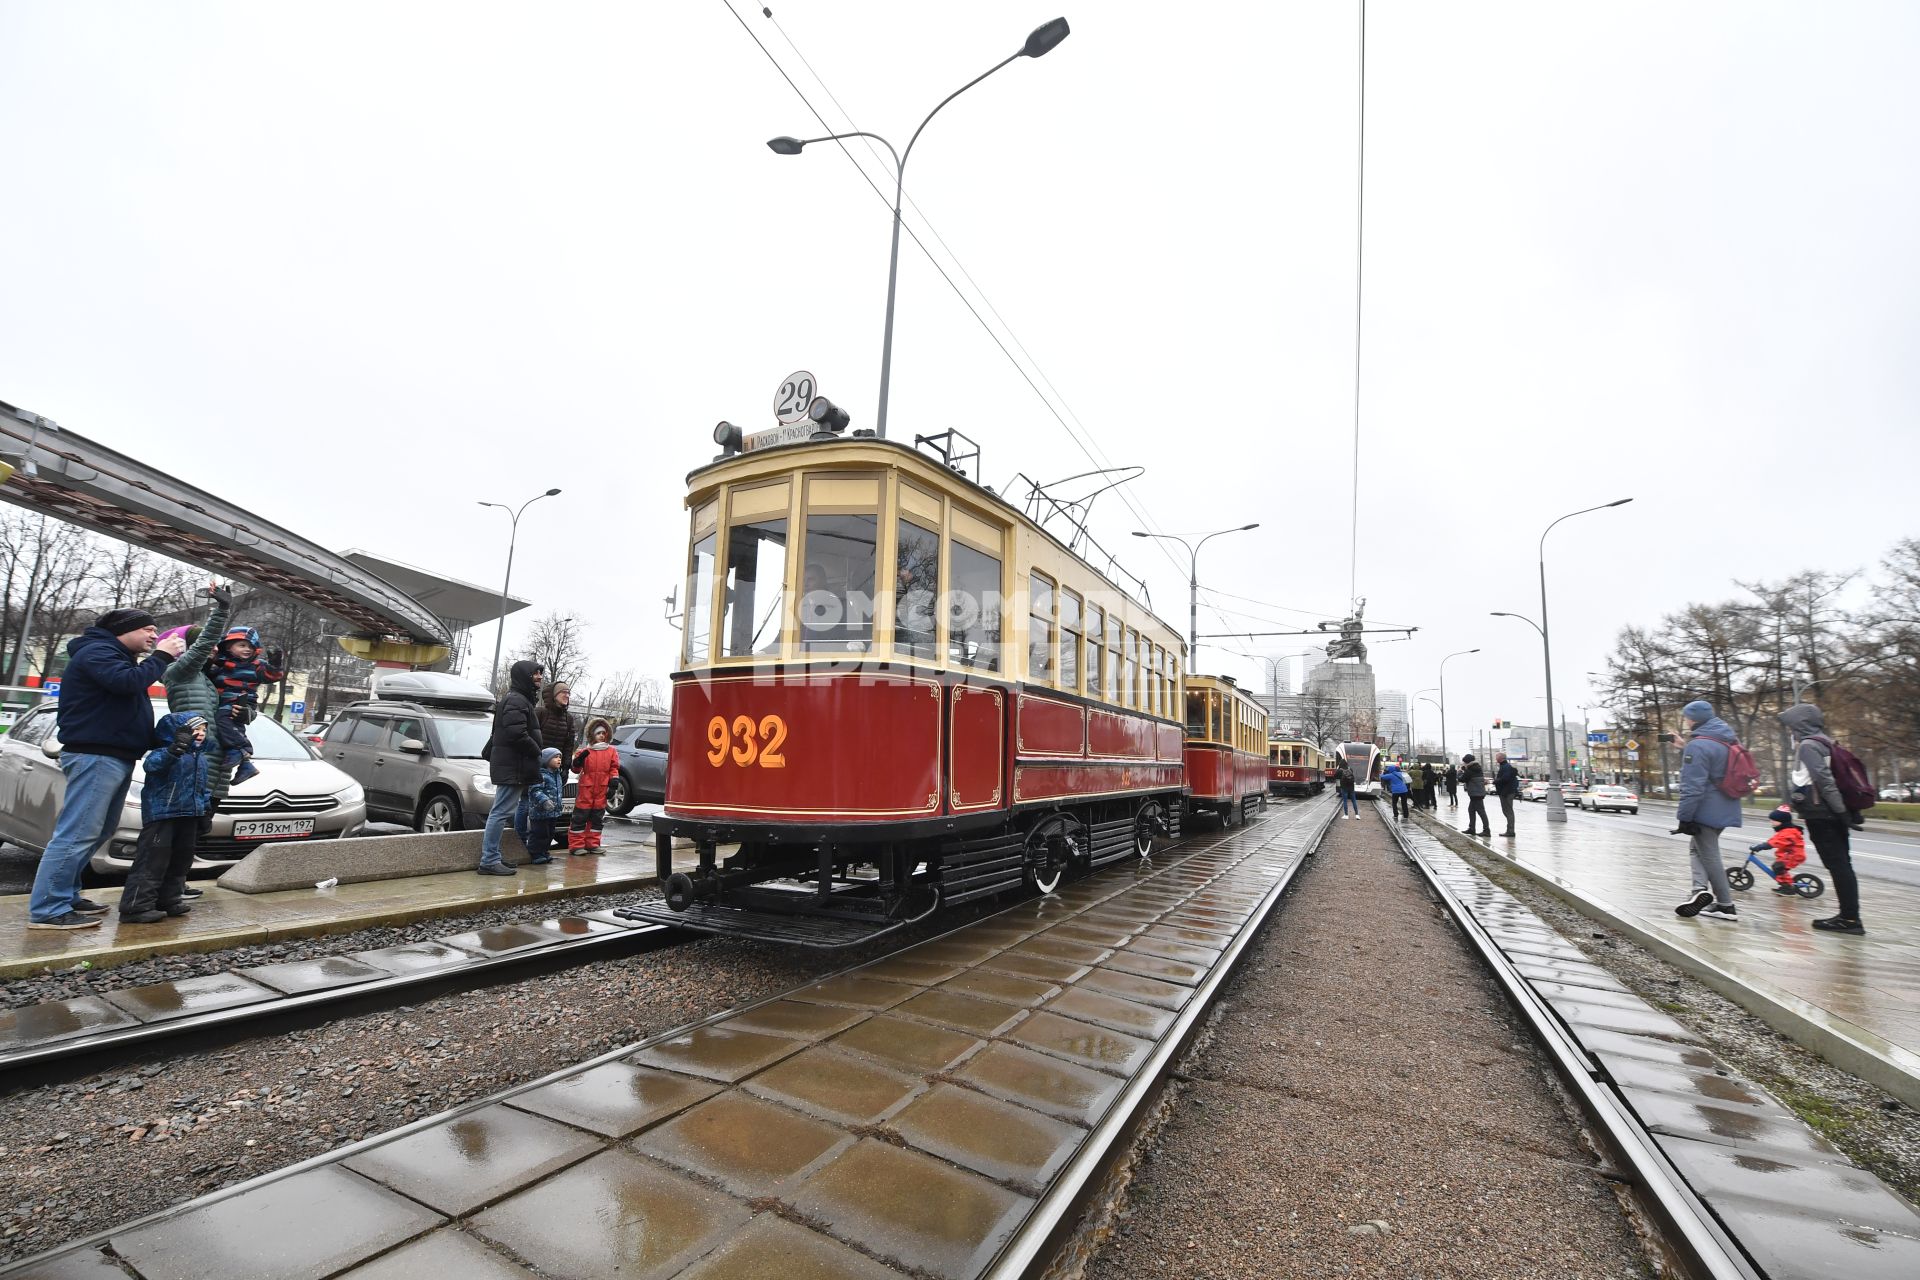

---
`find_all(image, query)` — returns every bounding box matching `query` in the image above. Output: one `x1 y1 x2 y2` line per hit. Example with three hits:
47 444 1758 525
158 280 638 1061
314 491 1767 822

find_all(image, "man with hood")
1671 700 1743 922
1493 751 1521 837
1780 703 1866 935
1381 761 1411 820
480 659 545 874
1460 753 1490 838
27 605 187 929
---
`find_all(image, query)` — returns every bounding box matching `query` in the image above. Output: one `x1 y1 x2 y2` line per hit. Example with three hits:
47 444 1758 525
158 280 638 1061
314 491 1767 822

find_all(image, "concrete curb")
1410 811 1920 1112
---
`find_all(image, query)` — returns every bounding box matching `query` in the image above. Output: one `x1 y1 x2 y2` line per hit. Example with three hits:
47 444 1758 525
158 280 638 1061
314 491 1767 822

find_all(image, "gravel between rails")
1079 809 1655 1280
0 930 871 1265
1416 811 1920 1207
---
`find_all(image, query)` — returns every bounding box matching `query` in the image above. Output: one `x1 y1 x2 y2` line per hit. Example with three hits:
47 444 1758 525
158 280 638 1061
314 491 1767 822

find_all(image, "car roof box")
371 670 496 709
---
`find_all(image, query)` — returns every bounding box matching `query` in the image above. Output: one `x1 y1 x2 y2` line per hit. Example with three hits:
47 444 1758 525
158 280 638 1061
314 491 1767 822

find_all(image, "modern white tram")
1339 740 1383 796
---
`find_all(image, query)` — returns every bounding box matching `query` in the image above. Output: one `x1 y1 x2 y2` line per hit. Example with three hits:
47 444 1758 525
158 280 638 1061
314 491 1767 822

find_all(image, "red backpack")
1716 739 1761 800
1826 739 1877 812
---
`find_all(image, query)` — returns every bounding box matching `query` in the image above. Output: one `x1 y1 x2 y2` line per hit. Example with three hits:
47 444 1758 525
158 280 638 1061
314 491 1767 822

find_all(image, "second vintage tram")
636 427 1192 945
1268 738 1328 796
1182 675 1271 826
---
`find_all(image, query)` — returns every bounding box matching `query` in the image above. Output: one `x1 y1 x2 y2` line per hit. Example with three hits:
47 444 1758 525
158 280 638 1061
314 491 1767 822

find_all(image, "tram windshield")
799 512 877 652
721 518 787 658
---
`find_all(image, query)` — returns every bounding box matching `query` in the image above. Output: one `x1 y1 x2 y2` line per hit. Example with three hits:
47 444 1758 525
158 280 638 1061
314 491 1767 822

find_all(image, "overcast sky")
4 1 1916 752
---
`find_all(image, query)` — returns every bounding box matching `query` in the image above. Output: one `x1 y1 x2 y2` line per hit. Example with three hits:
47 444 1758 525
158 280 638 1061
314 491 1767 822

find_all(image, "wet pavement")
0 832 666 980
0 798 1333 1280
1437 799 1920 1097
1398 817 1920 1279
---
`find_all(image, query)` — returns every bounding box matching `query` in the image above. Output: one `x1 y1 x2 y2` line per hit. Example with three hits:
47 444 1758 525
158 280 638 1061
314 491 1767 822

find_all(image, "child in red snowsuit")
1749 805 1807 896
569 718 619 854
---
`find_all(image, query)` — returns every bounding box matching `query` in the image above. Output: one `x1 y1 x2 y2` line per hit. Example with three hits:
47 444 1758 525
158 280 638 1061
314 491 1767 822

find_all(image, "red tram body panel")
1180 674 1270 825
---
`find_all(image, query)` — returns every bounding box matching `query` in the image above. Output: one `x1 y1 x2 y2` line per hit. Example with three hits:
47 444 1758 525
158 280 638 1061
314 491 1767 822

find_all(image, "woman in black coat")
479 660 545 873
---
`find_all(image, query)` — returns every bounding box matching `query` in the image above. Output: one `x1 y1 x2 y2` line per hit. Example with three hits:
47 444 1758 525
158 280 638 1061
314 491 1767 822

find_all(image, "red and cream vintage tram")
632 429 1191 945
1181 675 1270 826
1268 738 1327 796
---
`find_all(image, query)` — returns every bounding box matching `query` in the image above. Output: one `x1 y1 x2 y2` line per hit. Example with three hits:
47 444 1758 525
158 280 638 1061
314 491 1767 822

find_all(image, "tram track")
1 810 1312 1089
1380 814 1765 1280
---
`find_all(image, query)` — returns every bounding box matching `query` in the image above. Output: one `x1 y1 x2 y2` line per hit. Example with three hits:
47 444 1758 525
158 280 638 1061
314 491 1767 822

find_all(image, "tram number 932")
706 714 789 768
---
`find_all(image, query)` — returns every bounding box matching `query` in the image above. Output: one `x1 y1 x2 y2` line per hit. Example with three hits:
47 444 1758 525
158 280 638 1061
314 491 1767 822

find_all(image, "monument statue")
1323 597 1368 663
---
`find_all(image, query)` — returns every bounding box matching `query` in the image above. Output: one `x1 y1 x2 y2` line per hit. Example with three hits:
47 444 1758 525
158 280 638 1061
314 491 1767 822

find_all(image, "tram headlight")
806 396 850 433
713 421 744 455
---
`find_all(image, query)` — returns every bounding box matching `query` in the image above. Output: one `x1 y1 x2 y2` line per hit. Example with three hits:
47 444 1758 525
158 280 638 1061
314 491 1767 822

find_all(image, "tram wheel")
1023 816 1074 895
1134 801 1167 857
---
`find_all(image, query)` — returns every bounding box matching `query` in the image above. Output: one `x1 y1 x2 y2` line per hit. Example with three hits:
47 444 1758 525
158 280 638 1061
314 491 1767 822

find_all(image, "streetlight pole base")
1546 785 1569 824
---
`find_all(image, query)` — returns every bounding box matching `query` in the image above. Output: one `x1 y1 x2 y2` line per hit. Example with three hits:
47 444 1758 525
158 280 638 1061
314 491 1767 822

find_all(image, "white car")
1580 785 1639 814
0 698 368 877
1522 781 1551 802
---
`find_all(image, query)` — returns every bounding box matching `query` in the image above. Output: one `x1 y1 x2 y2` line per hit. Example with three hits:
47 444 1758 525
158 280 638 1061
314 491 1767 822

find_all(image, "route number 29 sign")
773 371 817 424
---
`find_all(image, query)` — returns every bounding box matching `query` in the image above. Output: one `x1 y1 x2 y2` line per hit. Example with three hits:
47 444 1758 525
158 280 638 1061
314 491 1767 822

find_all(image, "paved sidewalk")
0 846 663 979
1419 800 1920 1106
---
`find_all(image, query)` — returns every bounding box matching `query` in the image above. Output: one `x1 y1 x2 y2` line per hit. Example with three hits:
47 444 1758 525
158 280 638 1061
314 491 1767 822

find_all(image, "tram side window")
684 530 718 665
1059 589 1081 694
1086 606 1105 699
1185 689 1206 736
1105 615 1122 704
894 516 940 661
800 512 877 652
721 518 788 658
1028 574 1055 686
948 541 1002 672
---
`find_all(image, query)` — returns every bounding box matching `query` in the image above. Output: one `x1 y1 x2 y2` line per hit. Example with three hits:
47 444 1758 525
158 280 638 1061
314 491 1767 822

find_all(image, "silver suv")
320 700 499 832
0 698 368 877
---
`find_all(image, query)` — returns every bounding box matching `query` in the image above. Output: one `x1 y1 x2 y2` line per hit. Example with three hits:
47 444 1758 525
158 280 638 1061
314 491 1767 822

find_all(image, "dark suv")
607 722 669 815
322 699 499 832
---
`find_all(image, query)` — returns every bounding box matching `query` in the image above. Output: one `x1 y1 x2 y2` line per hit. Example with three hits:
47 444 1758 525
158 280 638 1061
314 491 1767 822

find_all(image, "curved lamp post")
481 488 562 690
1498 498 1631 823
1132 523 1260 672
1437 647 1479 762
767 17 1070 441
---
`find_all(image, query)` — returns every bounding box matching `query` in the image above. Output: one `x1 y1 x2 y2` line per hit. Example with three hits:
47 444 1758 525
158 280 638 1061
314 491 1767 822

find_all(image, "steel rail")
2 814 1312 1086
988 794 1342 1278
1380 817 1764 1280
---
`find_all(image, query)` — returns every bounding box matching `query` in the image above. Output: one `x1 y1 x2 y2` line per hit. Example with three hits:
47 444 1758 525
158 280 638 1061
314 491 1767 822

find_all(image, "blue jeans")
1338 790 1359 816
481 783 527 867
514 791 533 846
29 753 135 922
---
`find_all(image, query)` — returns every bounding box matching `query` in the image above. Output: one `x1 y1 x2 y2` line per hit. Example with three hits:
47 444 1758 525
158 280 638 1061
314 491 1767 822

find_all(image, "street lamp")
1411 687 1438 754
1506 498 1632 823
481 488 563 690
1132 523 1260 672
1437 647 1479 762
766 17 1071 441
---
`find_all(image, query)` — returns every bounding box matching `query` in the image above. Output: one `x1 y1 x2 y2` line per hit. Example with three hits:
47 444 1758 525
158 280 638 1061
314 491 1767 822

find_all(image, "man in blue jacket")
1671 699 1744 923
26 607 185 929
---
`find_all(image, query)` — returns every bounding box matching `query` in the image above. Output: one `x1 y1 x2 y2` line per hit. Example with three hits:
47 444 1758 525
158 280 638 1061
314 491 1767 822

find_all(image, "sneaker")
71 898 111 916
528 856 553 865
1699 902 1738 923
1772 883 1798 896
1675 888 1713 918
119 909 168 924
160 902 192 916
179 887 204 899
231 760 260 786
1811 916 1867 935
28 912 103 931
476 862 517 876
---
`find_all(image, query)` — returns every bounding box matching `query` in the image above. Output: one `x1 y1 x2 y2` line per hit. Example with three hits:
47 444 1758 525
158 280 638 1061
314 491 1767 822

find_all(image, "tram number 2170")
706 714 789 768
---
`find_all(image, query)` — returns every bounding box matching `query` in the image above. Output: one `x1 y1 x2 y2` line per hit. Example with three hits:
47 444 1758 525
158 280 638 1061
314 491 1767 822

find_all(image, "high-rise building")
1377 690 1409 754
1304 658 1376 744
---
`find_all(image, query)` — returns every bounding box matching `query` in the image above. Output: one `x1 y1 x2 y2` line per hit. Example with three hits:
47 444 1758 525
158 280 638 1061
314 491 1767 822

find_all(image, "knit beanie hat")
540 748 563 763
1682 700 1715 725
1768 805 1795 828
97 607 155 635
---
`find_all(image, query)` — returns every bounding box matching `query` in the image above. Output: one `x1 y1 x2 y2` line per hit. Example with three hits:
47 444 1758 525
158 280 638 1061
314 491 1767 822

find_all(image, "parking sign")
291 701 306 715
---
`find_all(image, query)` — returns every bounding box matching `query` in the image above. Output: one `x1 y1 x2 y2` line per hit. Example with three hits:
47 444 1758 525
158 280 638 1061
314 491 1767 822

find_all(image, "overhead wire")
1348 0 1367 604
724 1 1248 637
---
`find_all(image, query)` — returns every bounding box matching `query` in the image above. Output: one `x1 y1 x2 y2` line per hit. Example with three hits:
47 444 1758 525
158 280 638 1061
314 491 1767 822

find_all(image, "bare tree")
518 612 589 687
1295 686 1350 748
